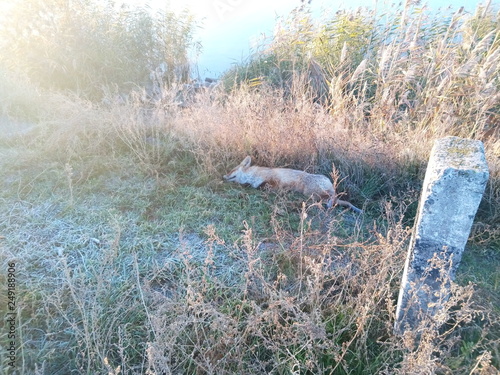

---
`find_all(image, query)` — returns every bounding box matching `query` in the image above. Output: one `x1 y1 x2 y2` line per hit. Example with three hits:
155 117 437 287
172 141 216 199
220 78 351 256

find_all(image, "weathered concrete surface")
394 136 489 334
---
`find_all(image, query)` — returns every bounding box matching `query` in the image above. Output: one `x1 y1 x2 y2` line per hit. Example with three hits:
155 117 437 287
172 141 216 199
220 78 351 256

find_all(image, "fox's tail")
328 197 363 214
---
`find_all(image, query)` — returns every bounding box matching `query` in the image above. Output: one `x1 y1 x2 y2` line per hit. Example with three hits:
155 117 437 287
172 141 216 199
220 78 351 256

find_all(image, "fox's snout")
223 172 237 182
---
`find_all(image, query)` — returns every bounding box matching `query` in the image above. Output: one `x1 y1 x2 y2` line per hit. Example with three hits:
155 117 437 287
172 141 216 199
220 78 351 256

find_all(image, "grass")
0 81 498 374
1 2 500 374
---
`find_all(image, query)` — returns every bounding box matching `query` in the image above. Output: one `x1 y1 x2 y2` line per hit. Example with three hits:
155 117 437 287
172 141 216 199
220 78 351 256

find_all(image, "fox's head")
223 156 252 183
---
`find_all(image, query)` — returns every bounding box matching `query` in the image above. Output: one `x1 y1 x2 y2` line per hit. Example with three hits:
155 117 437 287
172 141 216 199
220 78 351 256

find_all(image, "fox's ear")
241 156 251 168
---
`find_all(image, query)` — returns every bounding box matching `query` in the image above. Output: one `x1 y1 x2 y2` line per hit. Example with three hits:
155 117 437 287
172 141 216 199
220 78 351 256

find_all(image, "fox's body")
224 156 362 213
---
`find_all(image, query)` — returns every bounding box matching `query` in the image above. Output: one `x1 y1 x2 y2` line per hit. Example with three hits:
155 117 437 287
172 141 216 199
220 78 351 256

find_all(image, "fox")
223 156 363 213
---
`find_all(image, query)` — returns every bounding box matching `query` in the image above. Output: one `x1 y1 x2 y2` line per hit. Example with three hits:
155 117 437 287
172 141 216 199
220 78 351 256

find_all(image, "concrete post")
394 136 489 335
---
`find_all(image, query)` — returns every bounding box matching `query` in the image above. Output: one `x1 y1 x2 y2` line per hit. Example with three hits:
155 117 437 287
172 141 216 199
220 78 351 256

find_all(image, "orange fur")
223 156 362 213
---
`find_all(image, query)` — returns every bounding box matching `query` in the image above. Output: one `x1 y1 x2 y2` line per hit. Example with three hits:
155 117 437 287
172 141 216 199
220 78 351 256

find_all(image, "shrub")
0 0 197 100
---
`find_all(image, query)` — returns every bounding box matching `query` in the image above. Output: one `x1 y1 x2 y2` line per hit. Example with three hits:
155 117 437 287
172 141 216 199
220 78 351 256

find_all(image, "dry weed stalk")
136 198 497 374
